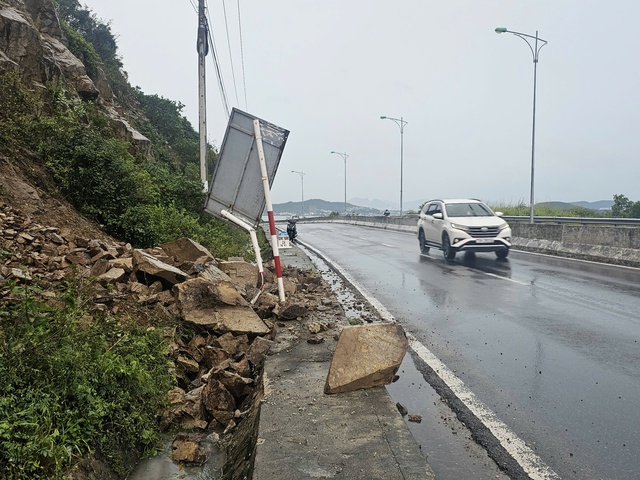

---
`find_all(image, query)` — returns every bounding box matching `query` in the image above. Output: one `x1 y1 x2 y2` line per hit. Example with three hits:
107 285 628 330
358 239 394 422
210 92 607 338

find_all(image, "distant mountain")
272 198 614 216
271 198 383 216
348 197 428 212
536 201 583 211
348 197 393 210
569 200 614 211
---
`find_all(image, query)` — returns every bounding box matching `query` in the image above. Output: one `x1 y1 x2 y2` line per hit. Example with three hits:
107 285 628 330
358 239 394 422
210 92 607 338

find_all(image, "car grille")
469 226 499 238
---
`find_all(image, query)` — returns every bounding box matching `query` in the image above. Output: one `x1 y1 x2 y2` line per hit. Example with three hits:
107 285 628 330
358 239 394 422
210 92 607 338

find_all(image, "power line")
237 0 248 109
221 0 240 107
204 0 230 117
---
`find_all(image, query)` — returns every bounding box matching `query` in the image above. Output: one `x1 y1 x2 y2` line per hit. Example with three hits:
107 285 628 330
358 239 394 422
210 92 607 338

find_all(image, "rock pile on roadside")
0 201 342 474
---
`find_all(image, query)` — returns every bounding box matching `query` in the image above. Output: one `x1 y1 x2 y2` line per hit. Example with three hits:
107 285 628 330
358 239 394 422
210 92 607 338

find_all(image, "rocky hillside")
0 0 150 148
0 1 347 478
0 196 345 478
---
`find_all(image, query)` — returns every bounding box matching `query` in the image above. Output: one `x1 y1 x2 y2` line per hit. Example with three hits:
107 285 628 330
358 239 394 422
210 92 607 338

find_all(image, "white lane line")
381 243 394 248
482 271 529 286
307 245 560 480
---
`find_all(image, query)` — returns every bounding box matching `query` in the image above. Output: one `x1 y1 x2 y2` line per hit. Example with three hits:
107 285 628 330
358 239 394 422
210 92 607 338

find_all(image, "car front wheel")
496 249 509 259
442 233 456 259
418 230 429 254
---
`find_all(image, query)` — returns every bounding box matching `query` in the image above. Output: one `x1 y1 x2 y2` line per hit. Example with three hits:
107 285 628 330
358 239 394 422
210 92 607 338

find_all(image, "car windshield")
445 202 493 217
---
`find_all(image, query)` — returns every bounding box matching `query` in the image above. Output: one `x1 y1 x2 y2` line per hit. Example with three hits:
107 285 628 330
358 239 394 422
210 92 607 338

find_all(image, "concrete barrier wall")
299 215 640 267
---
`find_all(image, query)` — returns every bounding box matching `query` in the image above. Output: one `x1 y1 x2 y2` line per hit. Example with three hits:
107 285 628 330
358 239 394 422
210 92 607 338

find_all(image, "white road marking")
302 243 560 480
482 271 529 285
381 243 394 247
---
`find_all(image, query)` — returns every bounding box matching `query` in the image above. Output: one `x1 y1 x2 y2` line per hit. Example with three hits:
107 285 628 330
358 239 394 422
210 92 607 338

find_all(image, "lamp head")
330 151 336 154
380 116 387 119
495 27 508 34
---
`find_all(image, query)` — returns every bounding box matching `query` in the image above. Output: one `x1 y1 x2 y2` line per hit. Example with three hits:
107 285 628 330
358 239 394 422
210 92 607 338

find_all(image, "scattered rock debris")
0 201 351 478
408 414 423 423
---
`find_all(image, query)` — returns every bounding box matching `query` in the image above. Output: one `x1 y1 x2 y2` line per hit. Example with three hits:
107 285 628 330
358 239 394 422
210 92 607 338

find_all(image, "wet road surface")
298 222 640 480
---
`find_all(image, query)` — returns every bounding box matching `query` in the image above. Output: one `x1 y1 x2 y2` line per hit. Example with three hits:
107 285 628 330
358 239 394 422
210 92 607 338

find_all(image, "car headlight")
450 223 470 232
498 223 509 231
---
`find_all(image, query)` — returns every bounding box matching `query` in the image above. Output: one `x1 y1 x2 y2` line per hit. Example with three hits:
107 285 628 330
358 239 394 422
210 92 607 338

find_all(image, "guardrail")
282 214 640 268
503 216 640 226
283 214 640 227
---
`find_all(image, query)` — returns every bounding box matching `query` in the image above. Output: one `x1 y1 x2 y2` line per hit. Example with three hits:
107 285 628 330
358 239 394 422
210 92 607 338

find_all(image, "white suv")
417 199 511 259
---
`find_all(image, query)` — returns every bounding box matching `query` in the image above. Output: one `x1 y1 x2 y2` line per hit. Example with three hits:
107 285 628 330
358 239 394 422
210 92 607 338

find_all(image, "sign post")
253 119 285 301
203 109 289 303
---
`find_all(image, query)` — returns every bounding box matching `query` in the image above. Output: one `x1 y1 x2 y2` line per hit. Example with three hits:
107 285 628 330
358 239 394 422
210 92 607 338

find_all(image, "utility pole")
197 0 208 191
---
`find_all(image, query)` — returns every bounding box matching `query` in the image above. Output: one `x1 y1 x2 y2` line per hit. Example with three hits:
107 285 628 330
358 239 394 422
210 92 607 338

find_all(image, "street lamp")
495 27 548 224
380 116 408 215
330 151 349 214
291 170 305 217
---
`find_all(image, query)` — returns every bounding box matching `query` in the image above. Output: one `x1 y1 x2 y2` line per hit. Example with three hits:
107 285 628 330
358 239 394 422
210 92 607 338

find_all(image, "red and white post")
253 119 285 302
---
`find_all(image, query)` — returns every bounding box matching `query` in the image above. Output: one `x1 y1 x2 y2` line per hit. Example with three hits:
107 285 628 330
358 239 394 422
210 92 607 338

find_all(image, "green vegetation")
0 73 258 259
0 279 173 480
56 0 131 102
0 2 275 479
611 194 640 218
490 201 608 218
0 0 267 260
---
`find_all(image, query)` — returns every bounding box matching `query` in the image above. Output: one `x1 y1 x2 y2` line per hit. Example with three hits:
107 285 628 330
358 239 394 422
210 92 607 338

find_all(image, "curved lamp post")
380 116 408 215
330 151 349 214
495 27 547 224
291 170 305 217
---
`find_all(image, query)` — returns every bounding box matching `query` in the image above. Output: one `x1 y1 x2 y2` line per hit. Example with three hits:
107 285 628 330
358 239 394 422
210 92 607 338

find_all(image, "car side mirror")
495 212 504 217
433 213 443 219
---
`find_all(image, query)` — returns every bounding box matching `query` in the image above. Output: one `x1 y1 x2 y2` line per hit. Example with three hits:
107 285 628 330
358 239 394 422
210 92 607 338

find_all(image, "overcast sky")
82 0 640 209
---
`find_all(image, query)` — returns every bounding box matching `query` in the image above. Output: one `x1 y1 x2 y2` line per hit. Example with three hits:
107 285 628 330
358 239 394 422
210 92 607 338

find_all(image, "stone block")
324 323 408 394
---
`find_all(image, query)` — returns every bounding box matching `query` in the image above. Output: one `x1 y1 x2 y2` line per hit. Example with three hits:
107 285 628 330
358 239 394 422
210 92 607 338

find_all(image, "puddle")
128 433 225 480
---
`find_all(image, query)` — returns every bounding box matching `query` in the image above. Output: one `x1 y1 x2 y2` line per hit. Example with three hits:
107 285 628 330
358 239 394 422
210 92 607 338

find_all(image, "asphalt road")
296 222 640 480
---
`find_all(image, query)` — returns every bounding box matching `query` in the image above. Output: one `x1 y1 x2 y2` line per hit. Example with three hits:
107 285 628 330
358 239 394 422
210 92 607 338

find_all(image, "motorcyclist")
286 219 297 243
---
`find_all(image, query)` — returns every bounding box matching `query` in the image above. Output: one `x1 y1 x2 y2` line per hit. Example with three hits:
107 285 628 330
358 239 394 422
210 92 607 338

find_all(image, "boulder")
202 379 236 416
162 237 214 265
175 277 247 309
218 260 259 288
324 323 408 394
97 267 125 285
199 263 235 283
273 302 307 320
216 370 254 400
245 336 273 367
174 278 270 335
171 433 206 464
132 249 188 286
213 332 249 357
161 387 208 431
213 307 270 335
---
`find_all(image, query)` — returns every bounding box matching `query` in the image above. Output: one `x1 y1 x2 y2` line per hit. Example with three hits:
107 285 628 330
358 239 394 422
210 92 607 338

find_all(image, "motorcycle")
286 220 297 243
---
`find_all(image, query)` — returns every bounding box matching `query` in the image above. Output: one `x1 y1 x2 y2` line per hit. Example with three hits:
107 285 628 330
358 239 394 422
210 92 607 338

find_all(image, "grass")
490 201 608 218
0 277 174 479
